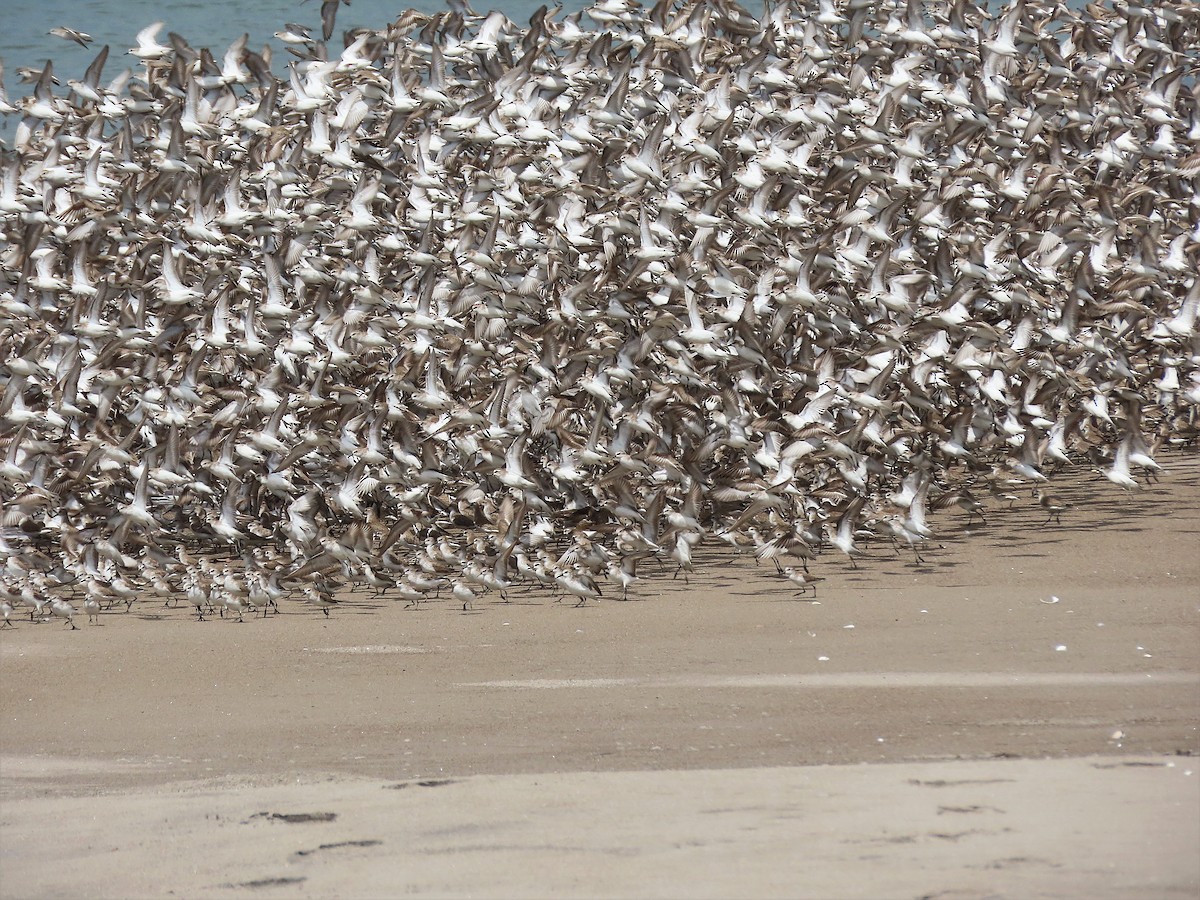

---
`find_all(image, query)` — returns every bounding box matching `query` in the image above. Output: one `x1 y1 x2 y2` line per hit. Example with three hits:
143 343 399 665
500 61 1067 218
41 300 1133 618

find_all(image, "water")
0 0 1090 111
1 0 593 101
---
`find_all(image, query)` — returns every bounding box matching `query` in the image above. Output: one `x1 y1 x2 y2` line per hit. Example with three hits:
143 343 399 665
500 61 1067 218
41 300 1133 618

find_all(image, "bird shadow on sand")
949 532 1063 546
225 876 307 890
330 604 390 616
729 584 820 602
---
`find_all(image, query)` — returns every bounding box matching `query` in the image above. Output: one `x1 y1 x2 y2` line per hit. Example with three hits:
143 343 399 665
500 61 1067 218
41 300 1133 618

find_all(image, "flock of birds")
0 0 1197 628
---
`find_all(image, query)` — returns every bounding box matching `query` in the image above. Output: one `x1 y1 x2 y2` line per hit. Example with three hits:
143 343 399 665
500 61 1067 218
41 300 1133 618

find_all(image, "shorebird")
393 580 429 608
50 598 78 630
128 22 170 59
320 0 352 41
777 565 825 600
554 568 603 607
0 0 1190 623
1035 490 1070 525
219 590 253 623
182 577 210 621
48 27 93 47
451 580 480 611
303 585 340 617
275 23 314 46
246 570 284 617
20 589 48 623
933 488 988 526
828 498 867 568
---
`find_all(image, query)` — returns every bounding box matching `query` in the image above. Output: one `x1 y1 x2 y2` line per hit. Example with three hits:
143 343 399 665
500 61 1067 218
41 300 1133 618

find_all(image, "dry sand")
2 454 1198 899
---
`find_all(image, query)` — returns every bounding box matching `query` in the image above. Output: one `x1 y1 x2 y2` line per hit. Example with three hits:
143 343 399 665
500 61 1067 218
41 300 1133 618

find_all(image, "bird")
554 568 603 607
48 27 93 47
0 0 1190 627
275 23 314 46
828 498 867 568
1035 490 1071 525
219 590 252 623
777 565 825 599
932 488 988 526
50 598 78 630
20 589 48 623
304 585 340 617
319 0 352 41
451 580 480 611
128 22 170 59
182 576 211 622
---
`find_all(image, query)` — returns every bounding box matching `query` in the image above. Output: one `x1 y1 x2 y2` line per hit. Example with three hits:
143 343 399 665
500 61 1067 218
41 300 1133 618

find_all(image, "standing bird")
219 590 252 623
182 575 209 622
50 598 78 630
452 580 480 611
1035 489 1070 525
304 584 340 617
20 589 48 622
777 565 825 599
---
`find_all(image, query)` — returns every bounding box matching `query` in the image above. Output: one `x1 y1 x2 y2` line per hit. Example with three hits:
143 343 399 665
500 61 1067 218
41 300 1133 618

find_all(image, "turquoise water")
1 0 591 98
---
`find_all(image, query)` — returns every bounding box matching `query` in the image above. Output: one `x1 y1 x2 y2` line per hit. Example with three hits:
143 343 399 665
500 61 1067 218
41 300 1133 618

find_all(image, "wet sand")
2 453 1198 898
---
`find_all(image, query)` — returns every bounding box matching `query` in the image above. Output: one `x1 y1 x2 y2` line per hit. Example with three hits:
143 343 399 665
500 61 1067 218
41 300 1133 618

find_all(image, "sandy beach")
2 454 1198 899
3 0 1198 896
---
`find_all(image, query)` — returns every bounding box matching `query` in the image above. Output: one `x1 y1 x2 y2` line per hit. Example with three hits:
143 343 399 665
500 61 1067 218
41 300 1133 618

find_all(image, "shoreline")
2 455 1198 897
2 755 1196 899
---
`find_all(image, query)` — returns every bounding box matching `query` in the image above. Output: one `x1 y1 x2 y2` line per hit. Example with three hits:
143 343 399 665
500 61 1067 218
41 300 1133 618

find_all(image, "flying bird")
48 27 93 47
